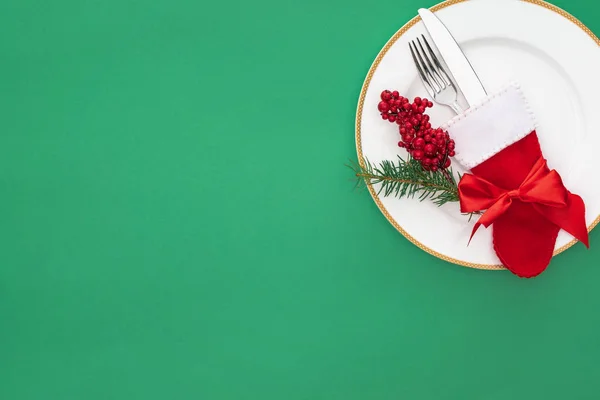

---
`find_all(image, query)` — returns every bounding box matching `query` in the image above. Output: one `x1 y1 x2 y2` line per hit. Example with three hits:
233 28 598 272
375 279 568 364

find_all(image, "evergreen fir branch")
349 156 459 206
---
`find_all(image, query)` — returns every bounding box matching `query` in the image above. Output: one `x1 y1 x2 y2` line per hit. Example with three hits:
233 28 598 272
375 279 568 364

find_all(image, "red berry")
388 114 396 123
414 138 425 149
415 113 423 121
390 105 398 113
414 97 422 105
428 101 434 107
392 90 399 98
378 101 390 112
396 118 403 125
416 131 424 138
449 150 456 157
431 165 438 172
412 150 424 160
424 134 431 142
417 106 425 114
399 128 406 134
425 122 431 129
424 144 436 155
411 103 419 113
398 141 405 148
422 157 432 166
381 90 392 101
405 122 413 129
431 138 437 146
448 142 455 150
444 158 451 168
411 118 419 126
381 113 389 120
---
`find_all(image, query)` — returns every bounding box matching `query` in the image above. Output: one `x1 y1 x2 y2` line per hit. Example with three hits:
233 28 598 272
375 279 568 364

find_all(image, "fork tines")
409 35 452 94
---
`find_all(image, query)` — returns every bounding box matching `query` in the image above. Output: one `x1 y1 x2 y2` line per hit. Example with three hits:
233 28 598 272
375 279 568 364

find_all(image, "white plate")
356 0 600 269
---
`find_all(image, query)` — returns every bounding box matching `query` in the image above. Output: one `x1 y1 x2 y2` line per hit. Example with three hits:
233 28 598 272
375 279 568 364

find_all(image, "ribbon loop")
459 157 588 247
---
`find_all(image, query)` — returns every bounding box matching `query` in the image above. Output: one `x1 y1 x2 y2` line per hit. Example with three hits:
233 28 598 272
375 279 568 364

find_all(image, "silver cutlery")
417 8 487 108
409 35 462 114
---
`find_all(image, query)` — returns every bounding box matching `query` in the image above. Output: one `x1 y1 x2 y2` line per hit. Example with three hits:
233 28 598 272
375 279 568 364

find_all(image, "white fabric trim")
443 82 537 170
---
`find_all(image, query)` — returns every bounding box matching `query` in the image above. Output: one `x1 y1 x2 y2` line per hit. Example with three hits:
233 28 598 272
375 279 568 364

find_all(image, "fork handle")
450 101 463 114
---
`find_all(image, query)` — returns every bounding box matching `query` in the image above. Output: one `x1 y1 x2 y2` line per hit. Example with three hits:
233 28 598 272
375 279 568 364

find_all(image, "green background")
1 0 600 398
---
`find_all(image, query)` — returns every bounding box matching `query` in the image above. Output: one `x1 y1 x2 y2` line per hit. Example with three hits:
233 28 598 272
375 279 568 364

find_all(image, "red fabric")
458 131 588 278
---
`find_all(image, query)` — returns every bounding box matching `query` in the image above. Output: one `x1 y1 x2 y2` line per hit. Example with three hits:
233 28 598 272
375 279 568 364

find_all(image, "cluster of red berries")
378 90 456 172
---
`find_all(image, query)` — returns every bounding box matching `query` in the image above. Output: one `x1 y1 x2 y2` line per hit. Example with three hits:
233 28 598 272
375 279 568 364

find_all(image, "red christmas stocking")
445 83 589 278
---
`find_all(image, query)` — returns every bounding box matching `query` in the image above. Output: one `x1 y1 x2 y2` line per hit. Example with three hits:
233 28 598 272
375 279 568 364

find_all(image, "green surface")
1 0 600 398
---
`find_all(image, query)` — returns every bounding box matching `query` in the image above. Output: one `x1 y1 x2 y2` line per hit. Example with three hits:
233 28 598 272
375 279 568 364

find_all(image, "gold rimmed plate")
356 0 600 269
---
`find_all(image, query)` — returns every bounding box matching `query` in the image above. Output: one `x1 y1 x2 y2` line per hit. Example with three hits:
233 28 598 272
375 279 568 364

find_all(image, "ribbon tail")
533 192 589 248
468 222 482 246
466 196 513 246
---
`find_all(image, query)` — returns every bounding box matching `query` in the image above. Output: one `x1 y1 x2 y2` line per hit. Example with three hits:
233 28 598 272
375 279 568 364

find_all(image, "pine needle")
348 156 459 206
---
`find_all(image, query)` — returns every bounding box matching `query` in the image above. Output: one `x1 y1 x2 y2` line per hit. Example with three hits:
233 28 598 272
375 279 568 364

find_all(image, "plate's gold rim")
355 0 600 270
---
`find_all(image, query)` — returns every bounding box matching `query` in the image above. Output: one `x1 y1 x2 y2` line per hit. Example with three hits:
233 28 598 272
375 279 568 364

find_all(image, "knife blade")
418 8 487 107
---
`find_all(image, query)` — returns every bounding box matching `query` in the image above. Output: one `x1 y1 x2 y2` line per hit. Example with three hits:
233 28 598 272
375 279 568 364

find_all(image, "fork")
409 34 463 114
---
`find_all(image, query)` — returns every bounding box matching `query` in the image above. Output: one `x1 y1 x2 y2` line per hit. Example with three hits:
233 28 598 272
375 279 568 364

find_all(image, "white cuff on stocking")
443 82 537 170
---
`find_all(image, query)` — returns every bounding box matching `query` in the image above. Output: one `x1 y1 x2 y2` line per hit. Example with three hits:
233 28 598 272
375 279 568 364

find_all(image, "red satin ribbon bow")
459 157 589 247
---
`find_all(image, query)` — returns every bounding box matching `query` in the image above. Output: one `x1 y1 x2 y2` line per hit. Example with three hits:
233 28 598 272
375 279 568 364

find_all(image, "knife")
418 8 487 107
